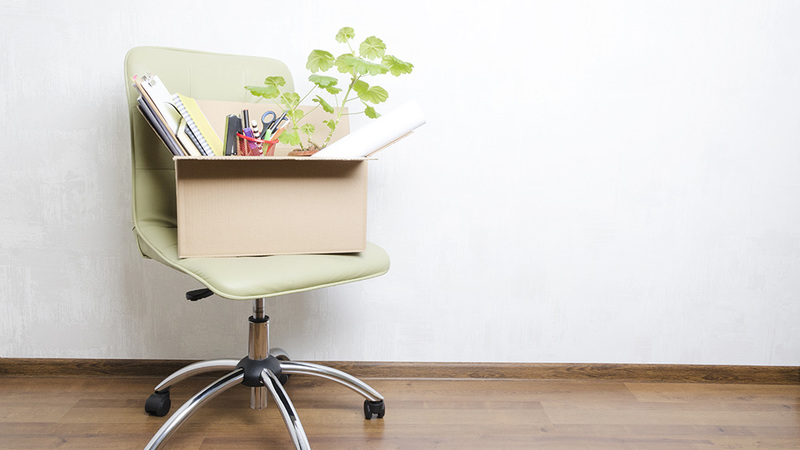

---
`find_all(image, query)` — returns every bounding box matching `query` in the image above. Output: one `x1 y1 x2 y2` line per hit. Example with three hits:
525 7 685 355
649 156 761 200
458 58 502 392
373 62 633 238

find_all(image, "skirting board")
0 358 797 384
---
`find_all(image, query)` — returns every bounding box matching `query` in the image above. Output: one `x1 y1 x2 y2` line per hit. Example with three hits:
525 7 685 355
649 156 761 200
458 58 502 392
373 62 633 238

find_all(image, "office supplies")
259 110 277 139
183 123 204 154
134 74 188 155
136 96 184 156
242 109 250 130
172 93 223 156
133 75 229 157
239 127 262 156
193 100 348 153
175 120 203 156
242 127 255 153
311 100 426 158
270 111 288 134
272 119 290 141
223 114 241 156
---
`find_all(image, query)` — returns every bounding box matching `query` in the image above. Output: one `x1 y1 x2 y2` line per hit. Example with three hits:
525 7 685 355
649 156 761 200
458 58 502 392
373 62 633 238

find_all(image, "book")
175 119 202 156
172 93 223 156
133 74 189 155
136 96 184 156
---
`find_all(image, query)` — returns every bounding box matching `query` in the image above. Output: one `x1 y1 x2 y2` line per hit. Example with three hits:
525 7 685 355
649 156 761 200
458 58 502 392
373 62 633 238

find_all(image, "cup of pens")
235 109 288 156
236 132 278 156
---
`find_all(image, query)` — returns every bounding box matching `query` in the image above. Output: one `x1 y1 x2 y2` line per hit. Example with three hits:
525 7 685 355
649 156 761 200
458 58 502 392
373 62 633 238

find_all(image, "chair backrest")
123 47 293 257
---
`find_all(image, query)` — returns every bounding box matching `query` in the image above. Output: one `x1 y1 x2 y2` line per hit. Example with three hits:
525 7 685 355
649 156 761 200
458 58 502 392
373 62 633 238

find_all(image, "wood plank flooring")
0 373 798 449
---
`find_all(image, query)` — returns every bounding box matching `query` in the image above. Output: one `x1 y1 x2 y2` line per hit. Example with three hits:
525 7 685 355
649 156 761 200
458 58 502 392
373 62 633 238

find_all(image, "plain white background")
1 0 798 365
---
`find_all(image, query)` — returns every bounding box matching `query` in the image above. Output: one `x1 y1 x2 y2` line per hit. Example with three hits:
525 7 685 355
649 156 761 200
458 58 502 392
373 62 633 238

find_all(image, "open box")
173 100 369 258
169 97 423 257
174 156 369 258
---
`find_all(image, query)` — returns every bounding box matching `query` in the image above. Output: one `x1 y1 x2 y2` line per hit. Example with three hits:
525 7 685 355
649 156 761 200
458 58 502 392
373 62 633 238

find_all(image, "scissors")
259 110 277 139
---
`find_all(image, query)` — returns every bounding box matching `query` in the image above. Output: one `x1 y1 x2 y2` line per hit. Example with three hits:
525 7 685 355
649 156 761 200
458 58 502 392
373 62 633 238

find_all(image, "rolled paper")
311 100 426 158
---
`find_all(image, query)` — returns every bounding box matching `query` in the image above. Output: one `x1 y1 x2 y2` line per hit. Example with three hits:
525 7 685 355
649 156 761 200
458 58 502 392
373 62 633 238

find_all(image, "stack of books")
133 74 222 157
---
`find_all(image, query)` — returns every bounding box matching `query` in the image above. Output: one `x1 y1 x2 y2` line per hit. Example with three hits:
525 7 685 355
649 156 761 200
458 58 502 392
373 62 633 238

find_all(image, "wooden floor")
1 373 798 449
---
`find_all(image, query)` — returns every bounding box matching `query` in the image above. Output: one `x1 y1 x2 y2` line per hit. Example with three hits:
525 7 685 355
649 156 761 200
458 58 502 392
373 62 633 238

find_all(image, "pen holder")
236 133 278 156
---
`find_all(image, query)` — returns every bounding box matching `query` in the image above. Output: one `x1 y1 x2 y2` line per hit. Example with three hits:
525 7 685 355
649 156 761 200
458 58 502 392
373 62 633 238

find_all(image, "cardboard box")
174 156 369 258
173 100 367 258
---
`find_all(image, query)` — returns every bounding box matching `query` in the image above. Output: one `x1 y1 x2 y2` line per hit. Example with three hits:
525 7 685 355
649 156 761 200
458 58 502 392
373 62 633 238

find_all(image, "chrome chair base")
143 299 384 450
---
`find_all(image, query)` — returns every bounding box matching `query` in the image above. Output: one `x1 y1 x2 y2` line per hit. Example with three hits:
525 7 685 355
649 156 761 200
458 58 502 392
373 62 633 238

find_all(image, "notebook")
172 93 223 156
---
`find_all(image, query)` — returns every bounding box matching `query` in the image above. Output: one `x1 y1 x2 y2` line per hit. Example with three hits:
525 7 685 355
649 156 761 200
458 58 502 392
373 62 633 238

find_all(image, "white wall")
1 0 798 365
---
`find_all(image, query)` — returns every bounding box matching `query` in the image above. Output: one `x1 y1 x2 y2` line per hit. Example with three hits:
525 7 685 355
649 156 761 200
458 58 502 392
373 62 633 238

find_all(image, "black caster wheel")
144 390 171 417
364 400 385 420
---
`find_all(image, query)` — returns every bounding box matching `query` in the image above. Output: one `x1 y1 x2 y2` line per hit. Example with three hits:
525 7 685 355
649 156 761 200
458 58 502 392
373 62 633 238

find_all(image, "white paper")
311 100 426 158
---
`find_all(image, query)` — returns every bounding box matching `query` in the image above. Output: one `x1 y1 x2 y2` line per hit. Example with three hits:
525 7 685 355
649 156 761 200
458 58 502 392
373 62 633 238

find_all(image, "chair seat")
136 225 390 300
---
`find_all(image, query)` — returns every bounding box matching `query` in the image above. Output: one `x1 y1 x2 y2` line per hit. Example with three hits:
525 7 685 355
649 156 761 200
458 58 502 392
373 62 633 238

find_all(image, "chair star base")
143 299 385 450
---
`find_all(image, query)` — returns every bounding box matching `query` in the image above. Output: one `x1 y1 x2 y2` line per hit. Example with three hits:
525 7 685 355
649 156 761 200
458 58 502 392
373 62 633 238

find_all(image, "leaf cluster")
245 27 413 150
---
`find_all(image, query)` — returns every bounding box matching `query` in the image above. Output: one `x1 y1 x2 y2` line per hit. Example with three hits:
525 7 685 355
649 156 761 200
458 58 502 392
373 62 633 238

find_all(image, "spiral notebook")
172 93 223 156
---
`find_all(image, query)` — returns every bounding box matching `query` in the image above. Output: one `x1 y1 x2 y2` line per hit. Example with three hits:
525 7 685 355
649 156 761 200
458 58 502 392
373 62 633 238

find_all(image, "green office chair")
124 46 389 449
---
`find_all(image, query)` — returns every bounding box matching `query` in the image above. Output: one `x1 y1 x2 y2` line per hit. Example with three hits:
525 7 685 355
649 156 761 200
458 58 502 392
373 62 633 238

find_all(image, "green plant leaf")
336 27 355 43
352 79 369 95
280 92 301 109
382 55 414 76
279 130 301 146
335 53 356 74
245 85 280 99
338 55 388 76
286 109 304 123
308 74 341 94
353 80 389 104
300 123 316 136
357 85 388 104
358 59 389 76
359 36 386 60
306 50 335 73
364 105 380 119
323 119 336 131
312 95 334 114
263 76 286 87
308 74 338 88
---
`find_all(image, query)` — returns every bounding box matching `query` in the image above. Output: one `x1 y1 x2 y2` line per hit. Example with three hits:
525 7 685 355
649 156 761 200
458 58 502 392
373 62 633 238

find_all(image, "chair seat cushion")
135 225 390 300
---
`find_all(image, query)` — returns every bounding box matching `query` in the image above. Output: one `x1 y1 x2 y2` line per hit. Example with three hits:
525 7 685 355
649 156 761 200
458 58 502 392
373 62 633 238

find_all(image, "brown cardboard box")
174 156 368 258
174 100 368 258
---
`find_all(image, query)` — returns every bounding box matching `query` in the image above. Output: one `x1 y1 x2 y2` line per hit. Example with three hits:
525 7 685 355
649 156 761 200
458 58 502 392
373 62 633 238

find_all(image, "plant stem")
285 86 316 151
324 76 356 146
298 86 315 105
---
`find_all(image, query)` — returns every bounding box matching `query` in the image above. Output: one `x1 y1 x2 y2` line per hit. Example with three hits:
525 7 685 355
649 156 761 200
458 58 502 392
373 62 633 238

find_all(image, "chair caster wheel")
145 390 171 417
364 400 385 419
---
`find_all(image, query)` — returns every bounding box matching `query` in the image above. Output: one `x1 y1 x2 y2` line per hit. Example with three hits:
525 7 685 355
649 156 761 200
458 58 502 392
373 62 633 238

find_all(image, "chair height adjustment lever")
186 288 213 301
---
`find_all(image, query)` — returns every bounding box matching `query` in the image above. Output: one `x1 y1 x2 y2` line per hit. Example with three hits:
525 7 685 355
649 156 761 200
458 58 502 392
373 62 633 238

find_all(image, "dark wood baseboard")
1 358 797 384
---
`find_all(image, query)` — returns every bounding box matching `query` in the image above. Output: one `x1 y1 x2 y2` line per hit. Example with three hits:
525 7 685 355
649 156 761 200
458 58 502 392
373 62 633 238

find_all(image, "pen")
270 111 287 133
242 109 250 130
271 120 290 141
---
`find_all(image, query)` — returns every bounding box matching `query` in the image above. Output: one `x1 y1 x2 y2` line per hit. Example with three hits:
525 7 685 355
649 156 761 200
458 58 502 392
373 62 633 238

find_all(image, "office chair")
124 47 389 449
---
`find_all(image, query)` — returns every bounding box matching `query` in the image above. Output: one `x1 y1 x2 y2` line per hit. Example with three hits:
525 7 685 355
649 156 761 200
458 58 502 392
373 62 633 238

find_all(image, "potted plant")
245 27 414 155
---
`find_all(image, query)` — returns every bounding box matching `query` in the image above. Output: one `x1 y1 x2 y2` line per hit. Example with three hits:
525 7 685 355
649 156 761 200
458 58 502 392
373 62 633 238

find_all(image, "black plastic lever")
186 288 213 301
